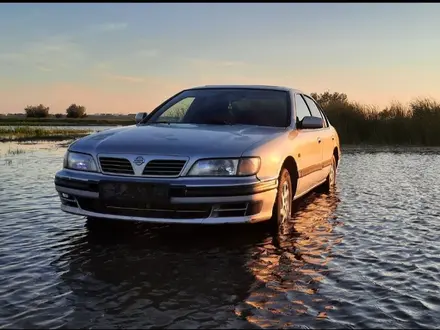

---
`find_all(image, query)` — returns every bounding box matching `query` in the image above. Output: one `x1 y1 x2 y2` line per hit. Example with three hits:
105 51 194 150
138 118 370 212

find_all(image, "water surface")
0 142 439 329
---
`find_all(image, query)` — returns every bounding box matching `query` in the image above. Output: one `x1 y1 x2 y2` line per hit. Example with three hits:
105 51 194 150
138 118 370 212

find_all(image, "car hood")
69 124 286 158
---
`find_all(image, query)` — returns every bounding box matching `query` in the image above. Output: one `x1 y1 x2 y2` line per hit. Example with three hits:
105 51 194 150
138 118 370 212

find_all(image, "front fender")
241 130 300 182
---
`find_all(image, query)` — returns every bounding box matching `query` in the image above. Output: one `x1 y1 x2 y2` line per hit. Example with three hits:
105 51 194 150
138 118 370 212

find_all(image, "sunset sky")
0 3 439 114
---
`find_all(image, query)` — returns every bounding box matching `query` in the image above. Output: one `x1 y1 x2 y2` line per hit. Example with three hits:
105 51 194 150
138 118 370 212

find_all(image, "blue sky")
0 3 439 114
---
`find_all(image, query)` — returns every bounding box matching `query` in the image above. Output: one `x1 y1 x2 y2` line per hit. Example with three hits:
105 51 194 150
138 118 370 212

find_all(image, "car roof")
187 84 304 94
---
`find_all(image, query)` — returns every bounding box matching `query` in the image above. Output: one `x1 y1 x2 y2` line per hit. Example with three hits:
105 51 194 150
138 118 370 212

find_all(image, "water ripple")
0 142 439 329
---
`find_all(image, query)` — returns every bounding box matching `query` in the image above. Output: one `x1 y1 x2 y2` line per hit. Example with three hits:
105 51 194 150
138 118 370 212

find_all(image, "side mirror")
299 116 323 129
135 112 148 124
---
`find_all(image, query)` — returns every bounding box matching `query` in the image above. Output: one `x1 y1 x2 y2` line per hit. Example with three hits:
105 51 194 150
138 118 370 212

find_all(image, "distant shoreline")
1 128 440 149
0 116 133 126
1 113 440 147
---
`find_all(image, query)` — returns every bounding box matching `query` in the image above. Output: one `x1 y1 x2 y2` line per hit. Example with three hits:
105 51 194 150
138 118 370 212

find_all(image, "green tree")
66 104 87 118
24 104 50 118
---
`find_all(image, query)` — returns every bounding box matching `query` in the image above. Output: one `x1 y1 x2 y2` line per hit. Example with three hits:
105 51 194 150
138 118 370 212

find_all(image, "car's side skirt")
293 178 326 201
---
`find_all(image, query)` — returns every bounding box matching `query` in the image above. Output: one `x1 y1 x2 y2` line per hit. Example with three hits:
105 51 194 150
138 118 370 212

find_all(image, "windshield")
147 88 291 127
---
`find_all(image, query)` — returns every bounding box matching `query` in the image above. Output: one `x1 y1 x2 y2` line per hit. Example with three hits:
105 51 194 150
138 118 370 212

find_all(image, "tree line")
24 104 87 119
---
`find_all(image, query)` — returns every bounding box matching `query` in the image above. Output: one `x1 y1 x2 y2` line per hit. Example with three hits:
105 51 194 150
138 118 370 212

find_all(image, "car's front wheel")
271 168 293 230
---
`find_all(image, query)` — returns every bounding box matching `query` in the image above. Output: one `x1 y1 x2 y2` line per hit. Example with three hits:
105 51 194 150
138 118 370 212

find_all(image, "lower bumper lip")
60 204 258 224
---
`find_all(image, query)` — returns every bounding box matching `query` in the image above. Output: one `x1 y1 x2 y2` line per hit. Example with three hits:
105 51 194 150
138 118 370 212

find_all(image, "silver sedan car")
54 85 341 229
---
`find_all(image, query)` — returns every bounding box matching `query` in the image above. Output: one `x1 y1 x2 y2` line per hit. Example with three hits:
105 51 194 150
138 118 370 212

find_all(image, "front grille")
99 157 134 175
142 160 186 177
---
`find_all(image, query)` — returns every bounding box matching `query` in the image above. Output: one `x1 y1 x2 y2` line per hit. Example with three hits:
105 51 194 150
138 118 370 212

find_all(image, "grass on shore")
320 96 440 146
0 126 92 142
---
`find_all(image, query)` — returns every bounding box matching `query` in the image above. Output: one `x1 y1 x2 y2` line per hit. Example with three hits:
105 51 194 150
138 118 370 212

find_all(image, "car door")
293 94 324 198
318 104 337 173
302 95 333 180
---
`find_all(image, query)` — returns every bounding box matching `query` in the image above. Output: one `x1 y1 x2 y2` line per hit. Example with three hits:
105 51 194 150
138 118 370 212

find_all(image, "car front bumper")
54 169 278 224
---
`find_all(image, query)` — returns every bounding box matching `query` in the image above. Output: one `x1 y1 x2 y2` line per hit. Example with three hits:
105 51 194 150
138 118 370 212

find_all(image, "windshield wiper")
143 121 173 125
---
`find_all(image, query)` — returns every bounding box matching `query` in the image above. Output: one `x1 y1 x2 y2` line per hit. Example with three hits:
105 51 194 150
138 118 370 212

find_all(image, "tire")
321 155 337 193
271 168 293 231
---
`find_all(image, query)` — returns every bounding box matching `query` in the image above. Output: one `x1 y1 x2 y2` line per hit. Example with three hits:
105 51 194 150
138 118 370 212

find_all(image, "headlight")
64 151 98 172
187 157 260 176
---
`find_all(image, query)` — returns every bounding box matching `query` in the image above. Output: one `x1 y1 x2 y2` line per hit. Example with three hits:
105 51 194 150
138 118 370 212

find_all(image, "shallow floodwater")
0 142 439 329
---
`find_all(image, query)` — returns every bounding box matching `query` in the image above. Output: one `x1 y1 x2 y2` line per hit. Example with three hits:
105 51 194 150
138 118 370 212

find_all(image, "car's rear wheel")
321 155 337 193
271 168 293 231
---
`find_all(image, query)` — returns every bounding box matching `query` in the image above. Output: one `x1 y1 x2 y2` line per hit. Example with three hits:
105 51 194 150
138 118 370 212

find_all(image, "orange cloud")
104 74 146 83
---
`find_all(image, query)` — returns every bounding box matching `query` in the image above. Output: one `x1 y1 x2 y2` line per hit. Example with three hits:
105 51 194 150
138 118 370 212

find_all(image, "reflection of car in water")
57 224 270 328
56 191 341 328
54 85 341 230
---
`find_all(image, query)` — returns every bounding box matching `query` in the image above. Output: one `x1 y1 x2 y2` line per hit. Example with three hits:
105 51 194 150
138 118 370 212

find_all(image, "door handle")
317 137 321 143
